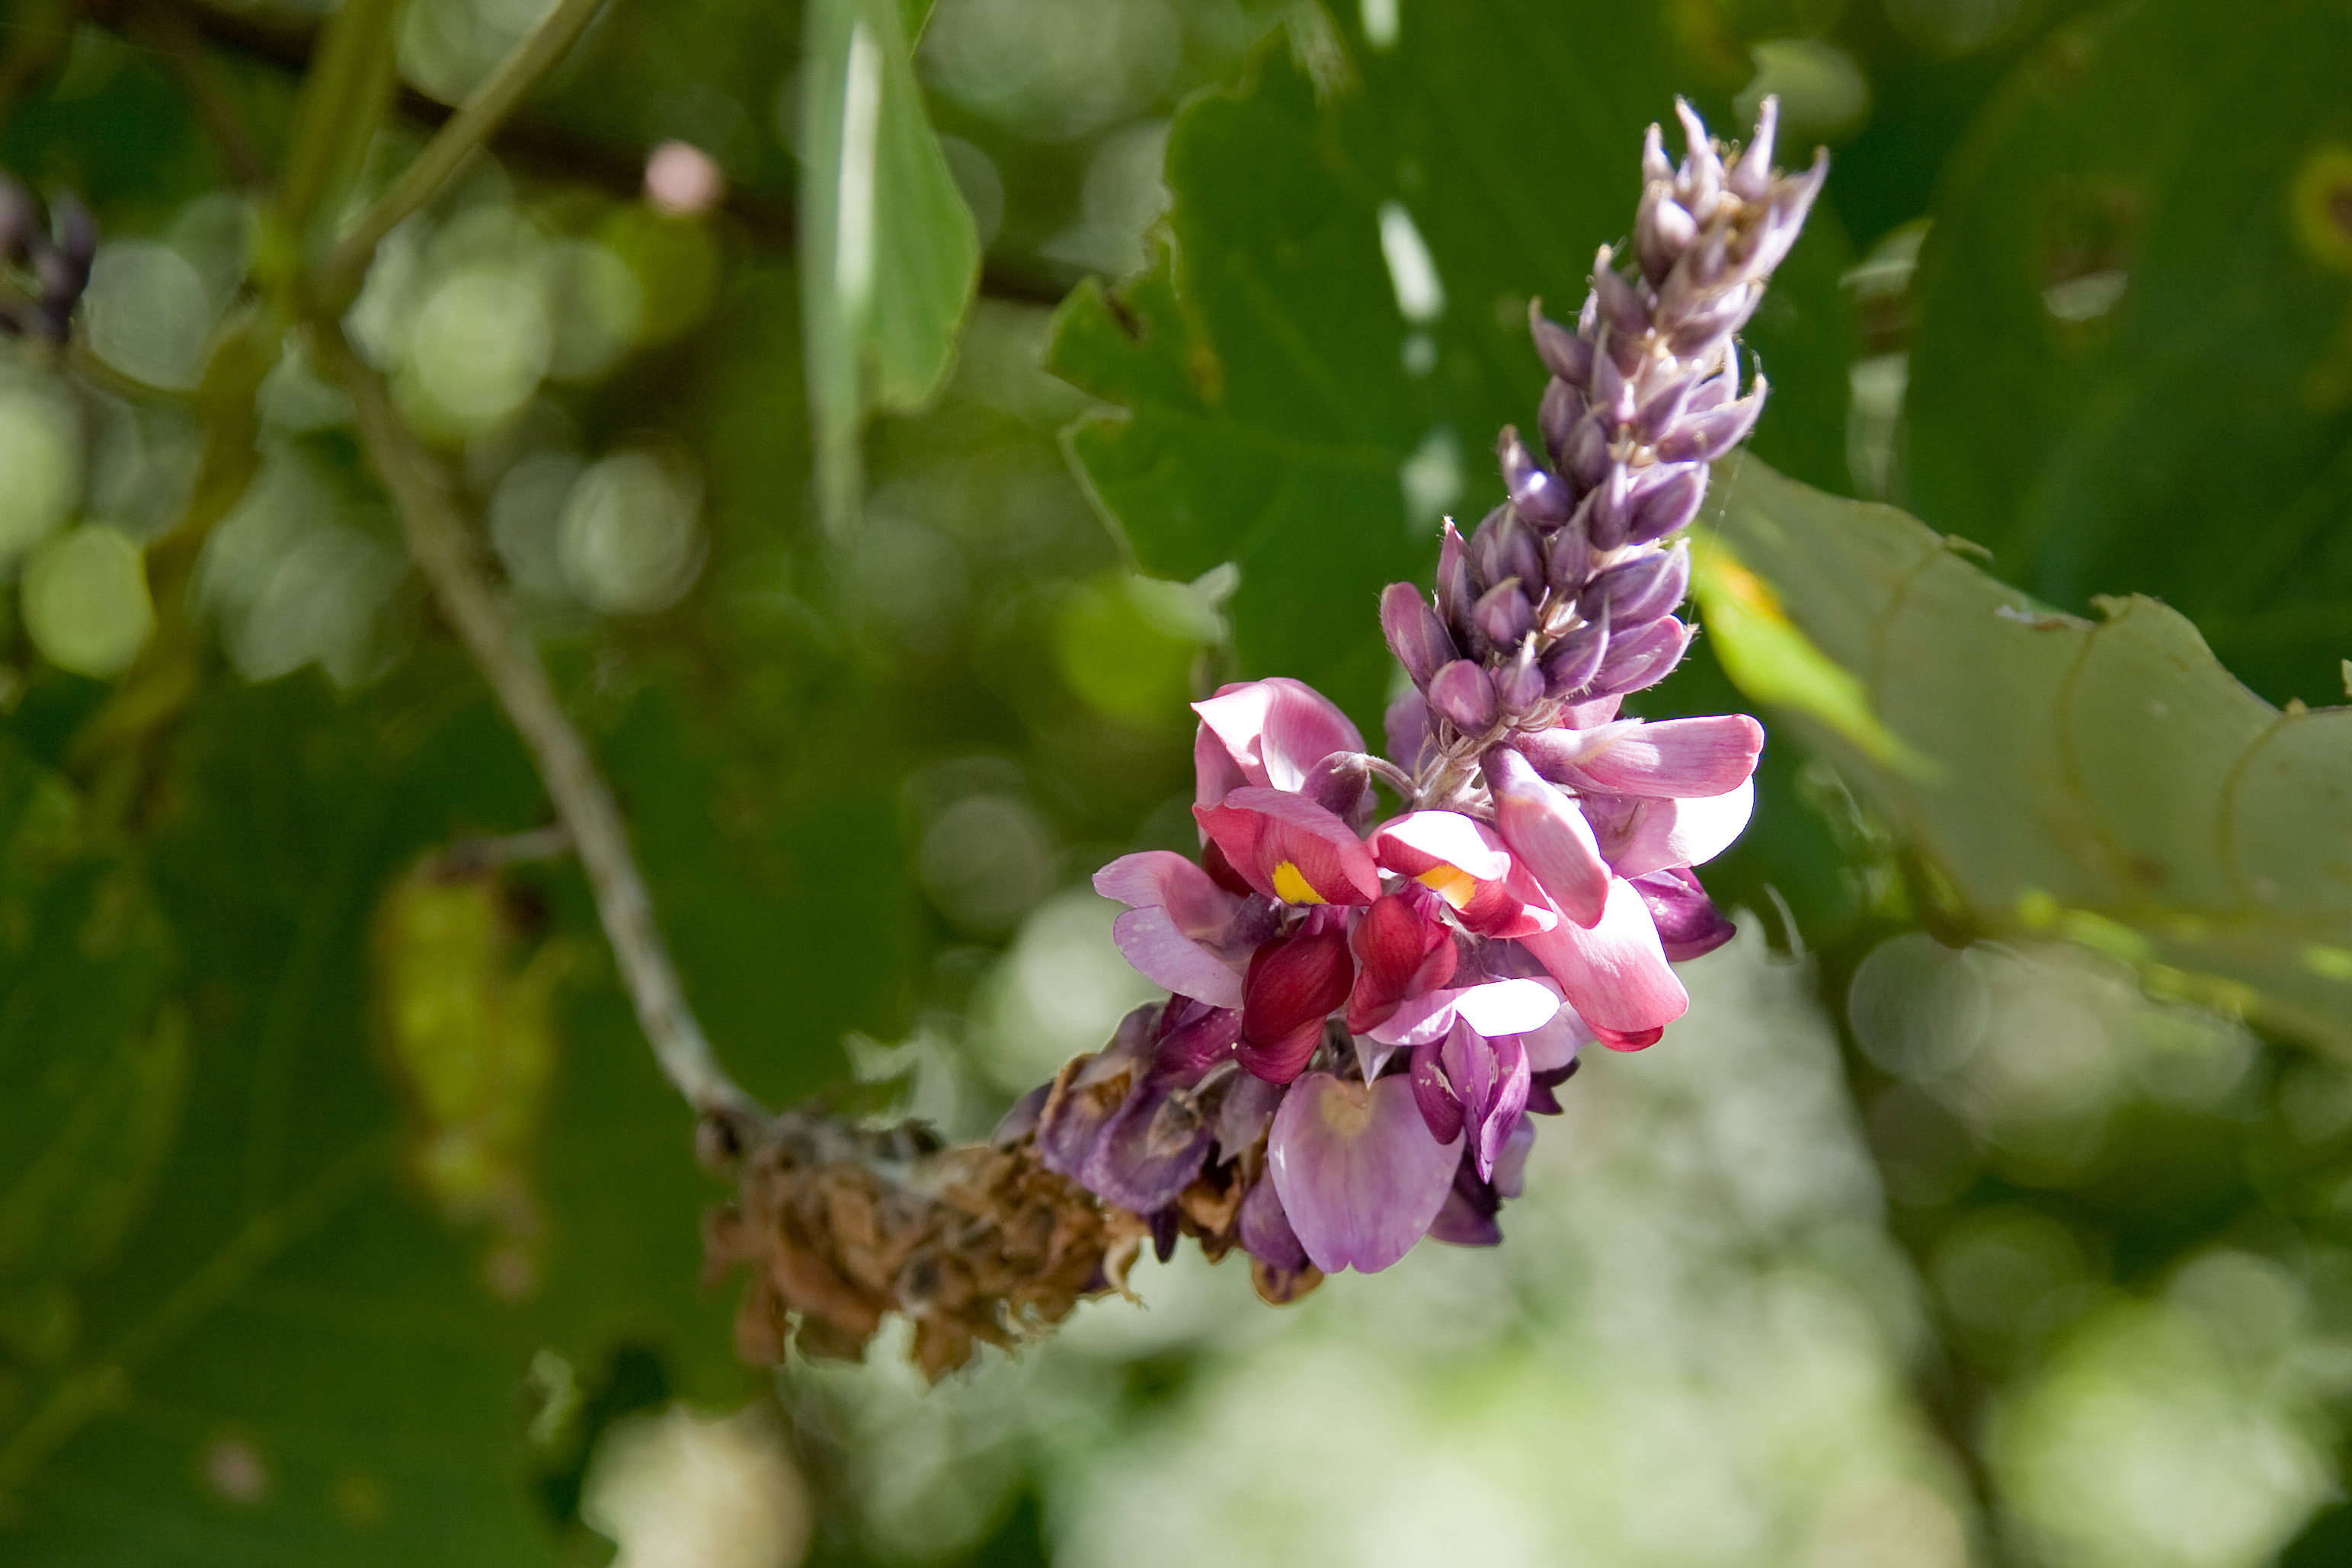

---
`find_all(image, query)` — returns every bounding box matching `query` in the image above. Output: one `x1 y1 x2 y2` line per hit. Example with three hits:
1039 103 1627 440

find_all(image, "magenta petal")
1193 677 1364 794
1485 745 1611 927
1195 720 1252 812
1517 876 1691 1035
1269 1072 1462 1275
1371 809 1513 882
1196 787 1383 905
1569 715 1764 799
1094 850 1242 936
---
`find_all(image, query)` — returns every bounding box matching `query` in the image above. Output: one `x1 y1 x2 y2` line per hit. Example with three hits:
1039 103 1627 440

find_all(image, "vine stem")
317 325 765 1133
321 0 608 293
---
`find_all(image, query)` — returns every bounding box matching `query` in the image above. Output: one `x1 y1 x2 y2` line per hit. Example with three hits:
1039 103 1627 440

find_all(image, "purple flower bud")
1729 95 1780 201
1634 186 1698 286
1473 579 1533 652
1656 378 1766 463
1584 464 1634 552
1632 867 1737 962
1539 379 1586 467
1562 412 1612 492
1541 609 1610 698
1662 283 1761 357
1438 519 1481 651
1300 750 1375 827
1590 329 1634 418
1640 121 1672 186
1588 614 1693 697
1581 540 1689 627
1494 639 1544 715
1591 248 1647 337
1625 463 1707 545
1675 99 1720 212
1428 658 1498 732
1499 427 1573 525
1631 373 1700 447
1528 301 1593 386
1470 504 1541 590
1381 581 1457 688
1544 517 1591 599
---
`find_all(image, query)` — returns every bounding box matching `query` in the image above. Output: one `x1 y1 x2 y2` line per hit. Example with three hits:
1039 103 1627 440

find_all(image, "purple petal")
1518 1005 1592 1071
1429 659 1499 731
1425 1154 1502 1246
1269 1072 1461 1274
1158 1003 1246 1074
1081 1077 1214 1212
1214 1068 1285 1154
1467 1031 1529 1183
1110 907 1248 1008
1491 1112 1536 1199
1409 1037 1463 1143
1383 686 1431 772
1238 1172 1309 1270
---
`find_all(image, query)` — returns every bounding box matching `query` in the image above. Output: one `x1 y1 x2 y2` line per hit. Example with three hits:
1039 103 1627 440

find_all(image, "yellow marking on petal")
1416 864 1480 910
1271 860 1324 905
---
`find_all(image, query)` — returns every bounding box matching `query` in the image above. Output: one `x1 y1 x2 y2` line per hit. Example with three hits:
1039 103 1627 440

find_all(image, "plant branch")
322 0 607 293
315 324 766 1134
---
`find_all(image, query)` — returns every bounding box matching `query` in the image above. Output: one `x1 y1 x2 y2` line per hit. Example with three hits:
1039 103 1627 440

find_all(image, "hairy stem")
322 0 608 293
316 325 765 1131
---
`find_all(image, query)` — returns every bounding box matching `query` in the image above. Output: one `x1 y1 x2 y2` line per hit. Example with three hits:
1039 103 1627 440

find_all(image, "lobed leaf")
1707 456 2352 1051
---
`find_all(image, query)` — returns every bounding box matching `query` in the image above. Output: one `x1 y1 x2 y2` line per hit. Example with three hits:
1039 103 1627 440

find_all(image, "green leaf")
1706 456 2352 1052
0 747 178 1368
0 676 759 1561
798 0 982 530
1903 0 2352 708
1045 1 1852 728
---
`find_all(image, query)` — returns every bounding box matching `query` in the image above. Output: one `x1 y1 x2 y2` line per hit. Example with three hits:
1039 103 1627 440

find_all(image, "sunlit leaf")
1707 456 2352 1051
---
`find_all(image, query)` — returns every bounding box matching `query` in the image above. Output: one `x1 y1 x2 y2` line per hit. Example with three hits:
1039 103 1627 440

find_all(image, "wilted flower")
1000 99 1820 1297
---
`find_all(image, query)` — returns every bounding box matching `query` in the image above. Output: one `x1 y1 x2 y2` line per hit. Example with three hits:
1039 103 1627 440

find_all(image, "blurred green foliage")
0 0 2349 1564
